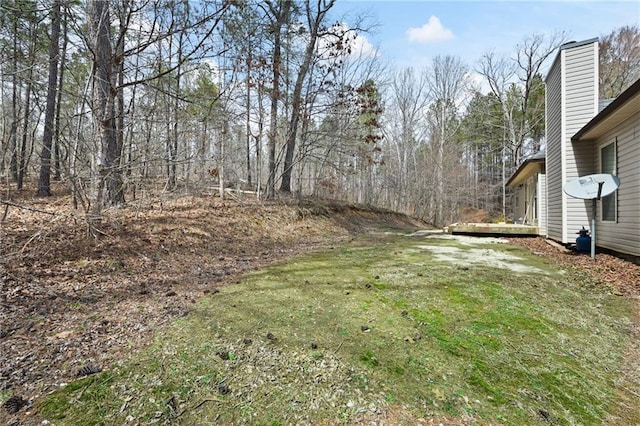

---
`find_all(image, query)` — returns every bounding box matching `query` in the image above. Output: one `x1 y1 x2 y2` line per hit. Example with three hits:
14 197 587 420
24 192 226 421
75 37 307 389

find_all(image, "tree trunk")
16 17 39 190
88 0 124 212
37 0 61 196
266 1 290 199
124 40 142 181
256 86 265 198
219 120 226 199
53 5 68 182
9 18 19 182
172 32 183 189
280 0 336 193
18 63 34 190
245 53 253 187
115 3 127 187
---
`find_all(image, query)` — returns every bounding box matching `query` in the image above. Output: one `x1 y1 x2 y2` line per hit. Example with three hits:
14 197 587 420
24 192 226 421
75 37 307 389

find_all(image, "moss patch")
38 233 635 425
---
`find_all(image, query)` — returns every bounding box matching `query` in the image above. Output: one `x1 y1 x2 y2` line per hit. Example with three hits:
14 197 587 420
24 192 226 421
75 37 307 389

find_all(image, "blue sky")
333 1 639 70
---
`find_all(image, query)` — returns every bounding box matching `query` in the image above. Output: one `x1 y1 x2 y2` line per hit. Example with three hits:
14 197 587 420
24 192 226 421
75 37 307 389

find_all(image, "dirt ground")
508 237 640 297
0 183 425 424
1 183 639 425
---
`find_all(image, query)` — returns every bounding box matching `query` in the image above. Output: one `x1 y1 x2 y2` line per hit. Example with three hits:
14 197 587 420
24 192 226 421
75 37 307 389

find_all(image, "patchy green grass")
38 233 635 425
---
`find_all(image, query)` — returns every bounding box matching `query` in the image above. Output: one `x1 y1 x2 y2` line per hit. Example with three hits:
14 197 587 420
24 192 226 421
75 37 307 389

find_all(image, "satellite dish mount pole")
563 173 620 260
591 181 604 260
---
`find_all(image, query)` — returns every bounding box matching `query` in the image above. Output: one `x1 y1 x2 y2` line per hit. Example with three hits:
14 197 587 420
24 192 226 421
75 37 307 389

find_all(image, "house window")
600 140 616 222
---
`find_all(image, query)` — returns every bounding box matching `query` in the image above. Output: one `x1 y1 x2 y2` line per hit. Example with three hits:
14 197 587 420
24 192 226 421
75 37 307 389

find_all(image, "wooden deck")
446 223 540 237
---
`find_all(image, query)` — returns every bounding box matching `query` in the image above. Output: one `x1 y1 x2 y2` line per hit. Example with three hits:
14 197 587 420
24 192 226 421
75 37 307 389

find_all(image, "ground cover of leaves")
0 183 425 425
1 182 639 425
508 237 640 297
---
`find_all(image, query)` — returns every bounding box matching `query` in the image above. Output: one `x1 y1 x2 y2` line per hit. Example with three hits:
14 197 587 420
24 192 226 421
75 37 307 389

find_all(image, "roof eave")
506 158 545 187
572 78 640 142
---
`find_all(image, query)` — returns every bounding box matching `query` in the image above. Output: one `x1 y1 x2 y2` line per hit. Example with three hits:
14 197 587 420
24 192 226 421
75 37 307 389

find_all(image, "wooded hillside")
1 1 638 227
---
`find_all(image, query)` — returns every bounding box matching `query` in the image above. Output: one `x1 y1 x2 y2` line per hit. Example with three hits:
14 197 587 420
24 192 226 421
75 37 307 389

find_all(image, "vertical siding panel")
563 42 598 242
545 40 598 243
538 174 547 237
545 56 563 241
594 118 640 256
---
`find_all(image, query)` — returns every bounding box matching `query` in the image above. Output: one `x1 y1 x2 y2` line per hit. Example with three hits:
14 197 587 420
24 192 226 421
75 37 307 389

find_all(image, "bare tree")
600 24 640 99
87 0 123 212
459 90 504 216
0 0 41 183
263 0 292 199
384 67 430 213
478 32 565 166
37 0 62 196
52 1 69 182
222 3 263 189
279 0 338 193
477 33 565 219
6 3 22 182
425 55 469 227
16 14 39 191
283 10 381 203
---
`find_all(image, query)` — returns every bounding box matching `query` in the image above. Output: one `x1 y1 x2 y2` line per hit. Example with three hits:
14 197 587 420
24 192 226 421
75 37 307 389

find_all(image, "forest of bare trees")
1 1 638 227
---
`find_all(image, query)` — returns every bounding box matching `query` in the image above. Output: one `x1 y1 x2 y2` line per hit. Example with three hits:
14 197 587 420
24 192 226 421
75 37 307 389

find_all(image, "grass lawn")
38 232 635 425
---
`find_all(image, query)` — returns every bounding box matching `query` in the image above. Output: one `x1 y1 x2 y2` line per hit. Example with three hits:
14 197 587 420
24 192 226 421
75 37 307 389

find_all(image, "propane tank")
576 227 591 253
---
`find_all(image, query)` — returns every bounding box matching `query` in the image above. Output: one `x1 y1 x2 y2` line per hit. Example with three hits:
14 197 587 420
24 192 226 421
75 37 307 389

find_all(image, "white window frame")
599 139 617 222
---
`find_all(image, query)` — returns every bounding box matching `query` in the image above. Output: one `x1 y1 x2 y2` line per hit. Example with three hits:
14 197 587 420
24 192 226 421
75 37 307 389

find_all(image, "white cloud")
350 33 379 59
406 16 455 44
318 23 379 60
468 71 492 95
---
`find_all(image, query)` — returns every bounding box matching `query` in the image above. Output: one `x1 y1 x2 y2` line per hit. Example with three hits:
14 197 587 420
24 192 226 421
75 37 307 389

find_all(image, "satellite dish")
563 173 620 199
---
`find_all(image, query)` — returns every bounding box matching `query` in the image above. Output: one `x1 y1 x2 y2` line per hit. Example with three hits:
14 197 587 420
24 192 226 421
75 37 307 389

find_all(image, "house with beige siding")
571 78 640 256
508 38 640 258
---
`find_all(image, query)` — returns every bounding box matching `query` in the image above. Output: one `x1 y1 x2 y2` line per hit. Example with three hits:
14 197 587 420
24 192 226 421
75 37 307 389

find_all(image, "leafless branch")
0 200 58 216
